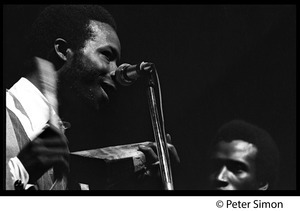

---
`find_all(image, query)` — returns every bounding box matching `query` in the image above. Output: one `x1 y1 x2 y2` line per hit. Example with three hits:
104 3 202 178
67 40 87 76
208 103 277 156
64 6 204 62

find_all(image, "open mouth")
101 78 116 90
99 77 117 100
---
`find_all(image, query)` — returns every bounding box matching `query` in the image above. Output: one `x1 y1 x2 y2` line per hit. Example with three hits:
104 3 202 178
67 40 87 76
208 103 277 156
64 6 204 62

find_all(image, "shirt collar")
7 77 52 140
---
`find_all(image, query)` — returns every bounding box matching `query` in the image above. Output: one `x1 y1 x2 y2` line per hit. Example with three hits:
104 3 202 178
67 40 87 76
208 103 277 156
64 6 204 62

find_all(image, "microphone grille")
114 63 134 86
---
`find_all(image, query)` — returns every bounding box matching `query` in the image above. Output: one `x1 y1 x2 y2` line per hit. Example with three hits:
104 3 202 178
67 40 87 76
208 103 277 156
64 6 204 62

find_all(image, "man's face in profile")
59 20 121 110
209 140 261 190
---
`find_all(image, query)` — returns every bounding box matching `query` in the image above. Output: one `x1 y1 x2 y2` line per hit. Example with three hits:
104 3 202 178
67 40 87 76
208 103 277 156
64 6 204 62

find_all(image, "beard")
57 51 110 112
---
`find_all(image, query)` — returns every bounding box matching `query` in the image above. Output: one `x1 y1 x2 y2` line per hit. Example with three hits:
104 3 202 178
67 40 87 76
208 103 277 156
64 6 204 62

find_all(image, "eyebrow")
211 158 249 171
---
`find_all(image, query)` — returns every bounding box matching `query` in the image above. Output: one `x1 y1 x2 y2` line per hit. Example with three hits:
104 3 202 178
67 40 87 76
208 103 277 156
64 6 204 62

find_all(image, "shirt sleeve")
8 157 34 190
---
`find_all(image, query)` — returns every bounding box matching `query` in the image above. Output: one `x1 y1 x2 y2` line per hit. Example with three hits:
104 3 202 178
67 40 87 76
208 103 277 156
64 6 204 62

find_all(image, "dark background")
3 4 296 190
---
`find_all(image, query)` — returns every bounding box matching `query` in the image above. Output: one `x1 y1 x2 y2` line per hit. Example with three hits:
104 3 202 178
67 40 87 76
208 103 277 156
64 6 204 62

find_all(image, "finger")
18 141 69 165
31 145 70 158
36 153 69 165
34 134 68 147
53 157 70 181
142 142 180 164
167 143 180 163
144 142 158 154
37 155 69 178
138 145 158 165
30 138 70 157
166 133 172 144
26 154 68 180
29 142 70 164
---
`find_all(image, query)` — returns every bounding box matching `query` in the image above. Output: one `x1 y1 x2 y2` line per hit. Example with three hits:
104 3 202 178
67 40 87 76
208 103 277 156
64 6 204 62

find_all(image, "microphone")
112 61 153 86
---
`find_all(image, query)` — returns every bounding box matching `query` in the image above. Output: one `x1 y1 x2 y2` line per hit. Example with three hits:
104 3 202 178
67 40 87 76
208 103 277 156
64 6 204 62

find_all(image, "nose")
217 166 228 181
109 62 118 74
215 166 229 187
107 62 117 82
100 62 117 78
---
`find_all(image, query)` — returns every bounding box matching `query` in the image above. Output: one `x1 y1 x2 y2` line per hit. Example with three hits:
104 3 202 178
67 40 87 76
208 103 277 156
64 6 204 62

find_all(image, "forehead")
83 20 121 55
214 140 258 162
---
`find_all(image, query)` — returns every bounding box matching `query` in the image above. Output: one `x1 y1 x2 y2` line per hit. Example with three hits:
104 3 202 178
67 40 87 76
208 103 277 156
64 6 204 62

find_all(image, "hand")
138 134 180 178
17 123 70 184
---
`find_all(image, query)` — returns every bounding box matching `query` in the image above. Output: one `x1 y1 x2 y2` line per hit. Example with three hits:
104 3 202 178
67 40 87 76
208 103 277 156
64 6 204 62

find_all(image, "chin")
215 187 235 190
77 95 107 112
215 187 228 191
93 96 110 111
85 88 110 111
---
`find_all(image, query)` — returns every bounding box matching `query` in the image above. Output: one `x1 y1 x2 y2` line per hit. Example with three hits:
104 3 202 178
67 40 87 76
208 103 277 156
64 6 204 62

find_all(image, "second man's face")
208 140 260 190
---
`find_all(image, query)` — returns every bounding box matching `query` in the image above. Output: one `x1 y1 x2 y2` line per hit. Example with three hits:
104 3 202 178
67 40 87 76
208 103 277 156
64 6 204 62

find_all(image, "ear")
54 38 70 61
258 182 269 191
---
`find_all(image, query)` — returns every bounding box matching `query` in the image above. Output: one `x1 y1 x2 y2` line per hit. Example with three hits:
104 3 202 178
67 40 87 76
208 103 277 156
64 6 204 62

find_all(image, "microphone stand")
146 68 174 190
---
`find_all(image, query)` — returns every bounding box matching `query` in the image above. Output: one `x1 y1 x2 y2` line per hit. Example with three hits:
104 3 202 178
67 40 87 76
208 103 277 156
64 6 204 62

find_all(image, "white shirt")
6 77 59 189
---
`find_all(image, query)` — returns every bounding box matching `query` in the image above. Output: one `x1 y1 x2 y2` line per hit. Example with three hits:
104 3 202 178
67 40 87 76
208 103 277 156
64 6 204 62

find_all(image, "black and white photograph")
3 4 296 195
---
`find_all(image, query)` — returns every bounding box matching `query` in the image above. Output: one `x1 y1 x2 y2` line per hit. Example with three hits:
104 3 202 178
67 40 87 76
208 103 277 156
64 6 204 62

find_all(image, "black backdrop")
3 5 296 190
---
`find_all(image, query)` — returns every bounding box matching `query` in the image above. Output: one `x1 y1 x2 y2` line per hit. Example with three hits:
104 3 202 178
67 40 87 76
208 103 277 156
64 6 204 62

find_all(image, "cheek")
83 51 108 69
75 57 102 82
232 174 258 189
